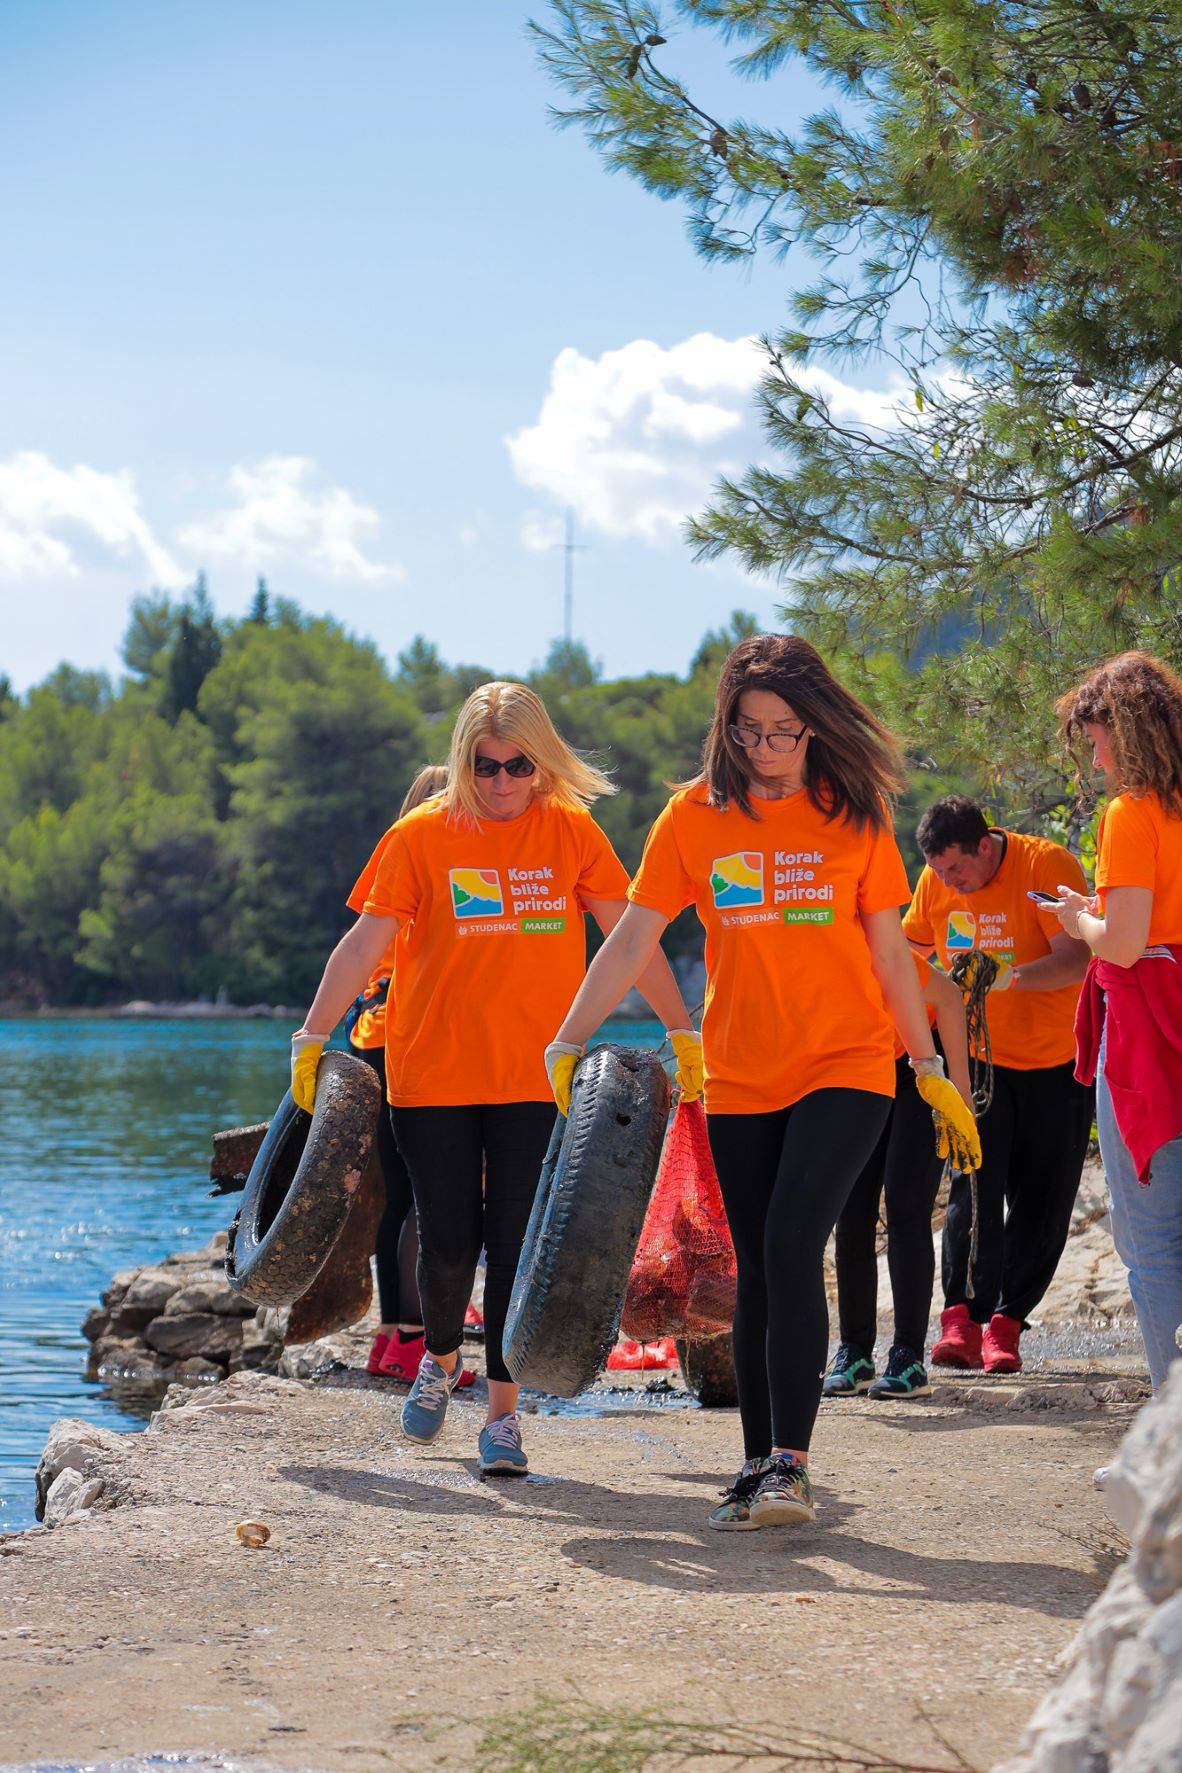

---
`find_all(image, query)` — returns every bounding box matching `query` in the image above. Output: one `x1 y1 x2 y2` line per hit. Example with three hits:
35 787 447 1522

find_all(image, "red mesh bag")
620 1099 736 1340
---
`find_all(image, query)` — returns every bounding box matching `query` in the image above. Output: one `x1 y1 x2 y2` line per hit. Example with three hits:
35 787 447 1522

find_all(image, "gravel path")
0 1342 1143 1773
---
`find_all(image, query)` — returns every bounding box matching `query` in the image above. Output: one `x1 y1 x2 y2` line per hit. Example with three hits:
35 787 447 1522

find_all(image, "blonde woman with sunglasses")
291 681 697 1473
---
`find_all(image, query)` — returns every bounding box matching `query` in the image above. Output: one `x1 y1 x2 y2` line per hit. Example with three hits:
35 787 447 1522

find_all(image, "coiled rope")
945 949 998 1299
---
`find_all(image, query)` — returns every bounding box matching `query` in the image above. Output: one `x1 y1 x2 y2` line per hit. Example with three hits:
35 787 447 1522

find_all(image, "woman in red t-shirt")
1055 651 1182 1394
547 635 979 1532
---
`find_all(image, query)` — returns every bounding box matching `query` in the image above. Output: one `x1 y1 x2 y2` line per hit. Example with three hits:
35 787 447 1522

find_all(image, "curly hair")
696 633 905 830
1057 651 1182 813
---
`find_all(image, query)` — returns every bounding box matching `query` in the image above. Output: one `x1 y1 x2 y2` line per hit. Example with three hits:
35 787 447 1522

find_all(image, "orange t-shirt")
355 795 630 1106
627 783 911 1114
1095 791 1182 946
903 830 1085 1070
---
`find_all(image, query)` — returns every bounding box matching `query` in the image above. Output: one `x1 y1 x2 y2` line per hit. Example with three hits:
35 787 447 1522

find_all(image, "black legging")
834 1056 945 1354
390 1102 555 1383
943 1060 1093 1325
708 1089 891 1457
352 1045 421 1327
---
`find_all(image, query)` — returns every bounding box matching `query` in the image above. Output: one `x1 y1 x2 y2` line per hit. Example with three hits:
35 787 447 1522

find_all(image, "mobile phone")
1027 889 1060 906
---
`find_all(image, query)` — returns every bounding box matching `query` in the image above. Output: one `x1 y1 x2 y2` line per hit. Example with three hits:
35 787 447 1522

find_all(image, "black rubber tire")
226 1050 382 1308
676 1333 739 1408
503 1043 671 1397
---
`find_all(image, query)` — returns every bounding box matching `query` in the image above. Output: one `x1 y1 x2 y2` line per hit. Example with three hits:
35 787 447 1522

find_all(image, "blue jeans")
1097 1028 1182 1391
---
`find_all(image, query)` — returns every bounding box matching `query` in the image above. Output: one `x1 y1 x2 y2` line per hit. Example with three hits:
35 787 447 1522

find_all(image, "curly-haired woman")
1054 651 1182 1394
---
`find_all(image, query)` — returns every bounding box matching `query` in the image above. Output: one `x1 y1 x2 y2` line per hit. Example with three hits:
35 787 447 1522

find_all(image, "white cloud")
0 450 183 584
178 455 404 585
506 331 907 548
519 509 566 554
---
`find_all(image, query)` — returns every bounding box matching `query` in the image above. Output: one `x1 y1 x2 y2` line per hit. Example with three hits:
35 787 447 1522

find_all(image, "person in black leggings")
826 957 972 1399
344 764 455 1385
548 634 979 1532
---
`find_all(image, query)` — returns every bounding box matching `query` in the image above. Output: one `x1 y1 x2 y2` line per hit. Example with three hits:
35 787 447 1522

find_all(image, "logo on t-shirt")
450 868 504 919
711 852 764 908
946 910 976 951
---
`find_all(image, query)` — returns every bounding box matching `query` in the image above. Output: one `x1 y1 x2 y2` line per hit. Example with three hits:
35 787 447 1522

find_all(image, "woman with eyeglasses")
291 681 697 1474
546 635 979 1531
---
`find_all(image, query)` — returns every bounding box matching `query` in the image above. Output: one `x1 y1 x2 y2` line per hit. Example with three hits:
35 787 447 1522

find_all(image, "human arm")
1007 929 1091 991
863 908 939 1065
584 896 693 1032
299 913 401 1038
1049 885 1152 969
924 967 973 1106
555 902 671 1048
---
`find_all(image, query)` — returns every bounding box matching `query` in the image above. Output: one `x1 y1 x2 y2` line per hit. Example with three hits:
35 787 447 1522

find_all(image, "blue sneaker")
478 1412 529 1475
866 1343 932 1399
400 1353 463 1444
822 1342 875 1397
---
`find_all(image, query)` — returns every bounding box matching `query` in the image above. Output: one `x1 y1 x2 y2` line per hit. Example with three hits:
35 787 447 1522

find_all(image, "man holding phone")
904 796 1093 1373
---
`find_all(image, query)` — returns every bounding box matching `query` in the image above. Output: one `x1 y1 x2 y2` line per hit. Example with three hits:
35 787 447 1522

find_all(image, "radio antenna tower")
553 507 586 645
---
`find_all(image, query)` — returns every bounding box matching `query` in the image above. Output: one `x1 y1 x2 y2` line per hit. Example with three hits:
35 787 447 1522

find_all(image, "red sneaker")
378 1334 476 1388
930 1304 984 1370
464 1303 485 1340
982 1313 1022 1374
366 1333 391 1376
377 1333 423 1381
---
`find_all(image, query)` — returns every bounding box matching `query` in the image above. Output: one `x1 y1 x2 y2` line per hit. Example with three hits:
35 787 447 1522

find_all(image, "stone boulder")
34 1417 124 1521
143 1311 244 1362
165 1271 257 1319
109 1266 182 1333
997 1363 1182 1772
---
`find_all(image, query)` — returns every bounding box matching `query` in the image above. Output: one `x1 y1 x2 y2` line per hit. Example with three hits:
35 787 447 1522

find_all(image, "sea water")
0 1016 661 1532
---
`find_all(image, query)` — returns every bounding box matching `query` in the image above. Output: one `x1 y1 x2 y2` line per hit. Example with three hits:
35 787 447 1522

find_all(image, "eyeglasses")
729 723 808 753
474 753 536 779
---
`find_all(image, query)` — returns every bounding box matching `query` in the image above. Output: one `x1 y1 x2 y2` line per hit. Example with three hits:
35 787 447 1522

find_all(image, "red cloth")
1075 945 1182 1182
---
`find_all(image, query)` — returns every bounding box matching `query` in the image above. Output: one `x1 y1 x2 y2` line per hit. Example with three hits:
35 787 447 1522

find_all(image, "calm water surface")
0 1015 659 1532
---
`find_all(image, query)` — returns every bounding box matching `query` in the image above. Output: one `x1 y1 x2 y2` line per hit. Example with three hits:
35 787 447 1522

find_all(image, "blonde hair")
399 763 448 819
444 681 615 825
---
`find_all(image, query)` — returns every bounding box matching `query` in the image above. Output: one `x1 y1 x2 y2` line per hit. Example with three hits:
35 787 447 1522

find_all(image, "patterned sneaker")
478 1412 529 1475
400 1353 463 1444
867 1343 932 1399
749 1454 816 1527
706 1458 770 1532
822 1343 875 1398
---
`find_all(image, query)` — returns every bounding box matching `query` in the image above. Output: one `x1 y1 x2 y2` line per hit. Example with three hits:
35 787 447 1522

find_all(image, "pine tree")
534 1 1182 797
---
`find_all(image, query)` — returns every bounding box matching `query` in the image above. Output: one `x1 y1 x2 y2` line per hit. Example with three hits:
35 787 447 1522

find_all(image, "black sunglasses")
728 722 808 753
474 753 536 779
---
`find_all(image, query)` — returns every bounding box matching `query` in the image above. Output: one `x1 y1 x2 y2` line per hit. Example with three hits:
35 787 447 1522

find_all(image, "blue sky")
1 1 867 690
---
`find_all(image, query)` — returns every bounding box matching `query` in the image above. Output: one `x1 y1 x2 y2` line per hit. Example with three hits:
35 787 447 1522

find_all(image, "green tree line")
3 590 856 1007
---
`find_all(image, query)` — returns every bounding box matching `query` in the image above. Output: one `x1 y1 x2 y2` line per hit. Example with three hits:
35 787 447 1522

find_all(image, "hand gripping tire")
503 1043 671 1397
226 1049 382 1308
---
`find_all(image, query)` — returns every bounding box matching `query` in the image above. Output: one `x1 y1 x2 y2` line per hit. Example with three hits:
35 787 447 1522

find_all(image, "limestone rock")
998 1364 1182 1772
81 1305 112 1342
110 1267 182 1332
42 1468 104 1527
101 1267 139 1309
34 1417 124 1519
87 1336 173 1387
165 1271 257 1318
144 1311 244 1361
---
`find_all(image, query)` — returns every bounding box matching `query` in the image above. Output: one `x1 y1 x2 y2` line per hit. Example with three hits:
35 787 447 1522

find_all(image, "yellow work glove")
544 1040 583 1117
290 1032 325 1114
669 1029 704 1103
990 963 1016 992
955 950 1013 994
915 1069 982 1172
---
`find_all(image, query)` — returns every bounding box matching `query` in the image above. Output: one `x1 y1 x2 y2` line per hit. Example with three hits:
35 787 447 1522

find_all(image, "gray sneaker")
400 1353 462 1444
478 1412 529 1475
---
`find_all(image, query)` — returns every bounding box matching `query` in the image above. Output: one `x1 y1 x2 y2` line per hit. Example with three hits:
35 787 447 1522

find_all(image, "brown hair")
399 764 448 819
1057 651 1182 814
697 633 905 829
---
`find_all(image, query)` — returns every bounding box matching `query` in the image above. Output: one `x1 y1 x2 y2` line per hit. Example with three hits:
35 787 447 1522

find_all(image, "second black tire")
226 1050 382 1308
504 1043 671 1397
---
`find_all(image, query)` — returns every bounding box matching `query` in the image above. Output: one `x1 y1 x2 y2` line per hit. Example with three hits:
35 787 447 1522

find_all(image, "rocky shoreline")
82 1233 284 1394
